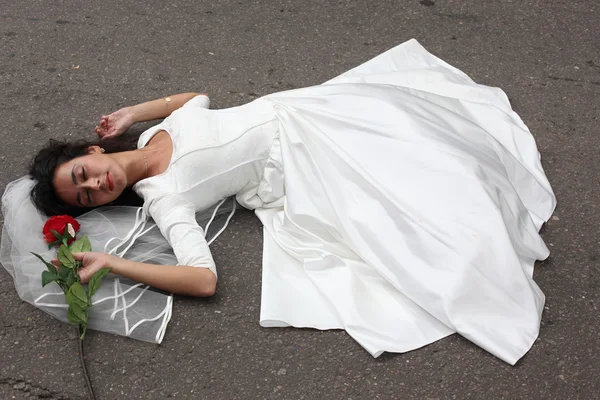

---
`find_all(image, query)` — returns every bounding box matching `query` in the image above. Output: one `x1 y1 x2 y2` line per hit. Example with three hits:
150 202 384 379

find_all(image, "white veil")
0 176 236 343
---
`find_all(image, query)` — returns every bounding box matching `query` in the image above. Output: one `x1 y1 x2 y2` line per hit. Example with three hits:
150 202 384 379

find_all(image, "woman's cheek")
99 193 112 206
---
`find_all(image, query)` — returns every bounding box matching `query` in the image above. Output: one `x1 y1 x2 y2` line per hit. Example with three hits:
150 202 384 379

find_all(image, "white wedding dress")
1 39 555 364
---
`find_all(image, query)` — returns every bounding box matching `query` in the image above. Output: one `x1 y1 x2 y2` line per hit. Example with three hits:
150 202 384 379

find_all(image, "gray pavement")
1 0 599 399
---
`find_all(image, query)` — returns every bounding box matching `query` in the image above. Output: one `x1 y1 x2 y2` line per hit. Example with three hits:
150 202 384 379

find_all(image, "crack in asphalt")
0 377 87 400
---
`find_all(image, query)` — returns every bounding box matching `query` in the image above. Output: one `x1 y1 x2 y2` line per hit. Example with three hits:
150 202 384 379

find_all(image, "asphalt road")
1 0 599 399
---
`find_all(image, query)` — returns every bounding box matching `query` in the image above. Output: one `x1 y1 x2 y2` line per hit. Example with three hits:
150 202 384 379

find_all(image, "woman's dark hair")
29 137 143 216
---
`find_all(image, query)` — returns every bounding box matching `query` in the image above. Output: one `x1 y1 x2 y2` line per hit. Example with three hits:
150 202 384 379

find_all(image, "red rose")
42 215 81 246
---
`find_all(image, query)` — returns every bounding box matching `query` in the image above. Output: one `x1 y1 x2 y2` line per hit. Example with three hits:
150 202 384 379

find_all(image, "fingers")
95 130 112 139
95 116 122 139
95 123 106 135
95 116 110 136
71 252 93 282
78 270 92 284
98 117 108 129
101 125 123 140
51 258 60 270
102 132 118 140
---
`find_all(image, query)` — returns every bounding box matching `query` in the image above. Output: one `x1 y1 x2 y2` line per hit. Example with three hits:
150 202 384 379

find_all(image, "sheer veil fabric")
1 176 235 343
1 40 555 364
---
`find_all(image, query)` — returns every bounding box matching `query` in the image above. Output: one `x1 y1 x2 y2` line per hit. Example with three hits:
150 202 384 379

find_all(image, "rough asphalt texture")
0 0 598 399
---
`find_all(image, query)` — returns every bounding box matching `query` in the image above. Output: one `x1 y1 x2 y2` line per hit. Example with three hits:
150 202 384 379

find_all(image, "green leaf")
67 308 82 325
69 236 91 253
41 270 58 287
81 237 91 252
57 245 75 269
88 268 110 298
66 270 77 287
57 264 70 281
47 240 61 250
31 252 58 274
50 230 63 241
67 303 88 325
67 282 89 309
79 325 87 340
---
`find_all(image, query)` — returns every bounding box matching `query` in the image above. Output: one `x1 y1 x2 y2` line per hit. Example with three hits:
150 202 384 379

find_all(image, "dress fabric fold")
0 39 555 363
250 39 555 365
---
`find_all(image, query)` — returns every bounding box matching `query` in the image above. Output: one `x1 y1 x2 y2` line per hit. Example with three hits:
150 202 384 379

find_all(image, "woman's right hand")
72 252 118 283
95 107 135 140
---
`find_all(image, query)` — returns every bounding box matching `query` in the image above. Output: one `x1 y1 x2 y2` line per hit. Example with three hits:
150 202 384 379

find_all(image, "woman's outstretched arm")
95 92 206 139
73 252 217 297
127 92 204 123
74 195 220 297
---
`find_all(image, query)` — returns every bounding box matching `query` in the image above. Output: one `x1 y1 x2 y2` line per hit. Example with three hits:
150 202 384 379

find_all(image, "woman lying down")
1 39 556 365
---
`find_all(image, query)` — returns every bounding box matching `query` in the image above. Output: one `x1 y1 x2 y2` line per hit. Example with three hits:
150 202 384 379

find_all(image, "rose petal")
67 223 76 239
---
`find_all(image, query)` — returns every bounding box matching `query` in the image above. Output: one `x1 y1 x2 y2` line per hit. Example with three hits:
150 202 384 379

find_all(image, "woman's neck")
112 131 173 186
111 149 158 186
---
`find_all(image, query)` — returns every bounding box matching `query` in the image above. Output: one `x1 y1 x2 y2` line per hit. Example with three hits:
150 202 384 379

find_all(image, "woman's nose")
84 178 101 190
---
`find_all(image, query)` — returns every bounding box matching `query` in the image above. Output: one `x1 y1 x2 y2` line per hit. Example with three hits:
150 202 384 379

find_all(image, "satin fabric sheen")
132 39 555 364
251 39 555 365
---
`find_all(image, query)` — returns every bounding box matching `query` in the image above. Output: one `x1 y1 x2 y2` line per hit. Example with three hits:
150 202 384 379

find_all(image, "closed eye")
79 167 92 205
71 165 88 206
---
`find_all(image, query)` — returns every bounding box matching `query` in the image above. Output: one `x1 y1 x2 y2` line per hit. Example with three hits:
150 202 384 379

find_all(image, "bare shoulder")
146 130 173 174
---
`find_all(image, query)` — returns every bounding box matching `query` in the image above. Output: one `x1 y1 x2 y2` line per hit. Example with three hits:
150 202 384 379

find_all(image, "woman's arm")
73 252 217 297
73 195 220 296
77 195 219 297
95 92 206 139
127 92 204 123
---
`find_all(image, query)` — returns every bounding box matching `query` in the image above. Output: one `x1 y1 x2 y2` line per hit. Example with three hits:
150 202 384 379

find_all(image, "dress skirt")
246 39 555 365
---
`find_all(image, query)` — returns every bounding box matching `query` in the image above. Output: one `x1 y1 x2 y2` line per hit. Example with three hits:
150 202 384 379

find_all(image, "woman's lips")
107 172 114 191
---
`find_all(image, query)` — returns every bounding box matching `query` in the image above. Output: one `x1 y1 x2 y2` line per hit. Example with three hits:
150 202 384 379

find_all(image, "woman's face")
53 147 128 208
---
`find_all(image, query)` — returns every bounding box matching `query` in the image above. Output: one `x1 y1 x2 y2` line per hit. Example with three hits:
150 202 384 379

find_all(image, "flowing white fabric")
254 39 555 365
0 176 236 343
1 39 555 363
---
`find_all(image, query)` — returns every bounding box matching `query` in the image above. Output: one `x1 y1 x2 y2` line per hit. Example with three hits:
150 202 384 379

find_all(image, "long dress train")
250 39 555 365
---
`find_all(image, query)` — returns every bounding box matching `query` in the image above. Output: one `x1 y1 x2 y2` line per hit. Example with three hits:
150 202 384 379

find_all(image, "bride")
1 39 556 365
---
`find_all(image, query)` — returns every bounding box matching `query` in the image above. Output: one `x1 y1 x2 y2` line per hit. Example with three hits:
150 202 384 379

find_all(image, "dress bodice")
2 40 557 361
133 95 280 212
131 95 281 276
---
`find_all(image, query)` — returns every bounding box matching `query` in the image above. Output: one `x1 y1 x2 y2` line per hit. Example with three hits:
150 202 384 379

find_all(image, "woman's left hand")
72 252 117 283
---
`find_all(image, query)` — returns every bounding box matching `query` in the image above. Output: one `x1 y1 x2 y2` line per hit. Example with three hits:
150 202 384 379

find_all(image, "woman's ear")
87 145 103 154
